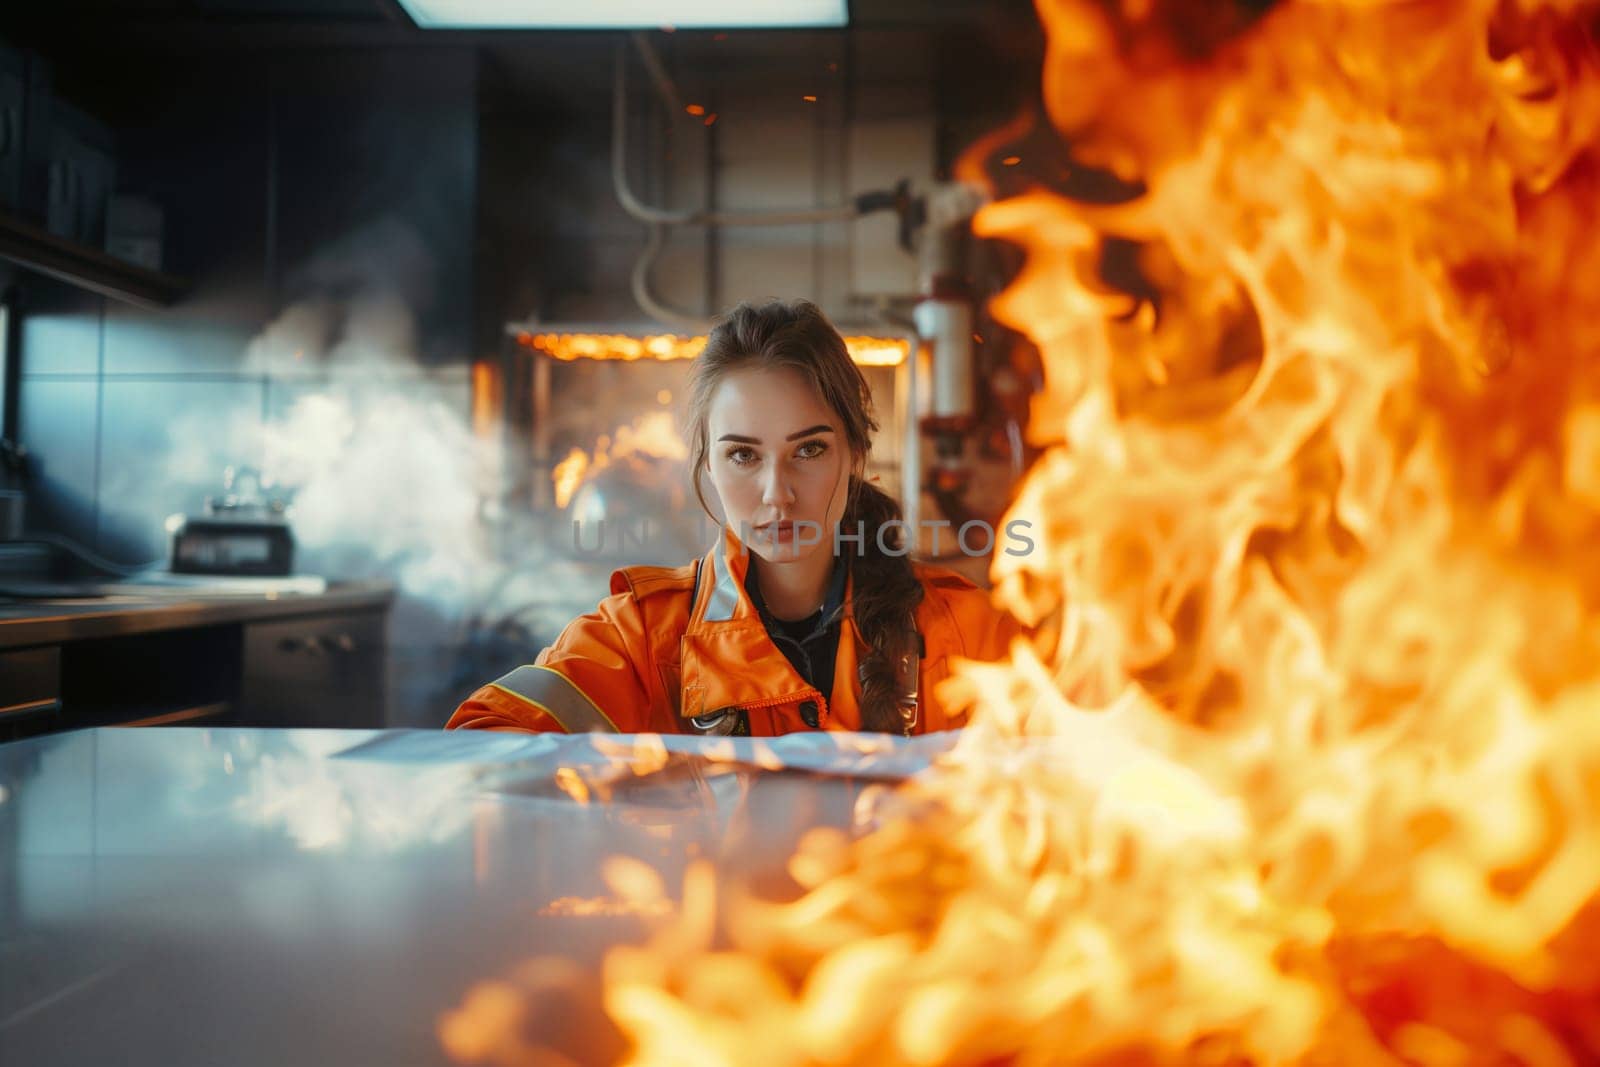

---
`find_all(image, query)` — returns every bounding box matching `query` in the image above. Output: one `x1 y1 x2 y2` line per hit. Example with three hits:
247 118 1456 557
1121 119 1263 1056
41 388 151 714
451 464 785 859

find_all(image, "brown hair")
686 299 924 734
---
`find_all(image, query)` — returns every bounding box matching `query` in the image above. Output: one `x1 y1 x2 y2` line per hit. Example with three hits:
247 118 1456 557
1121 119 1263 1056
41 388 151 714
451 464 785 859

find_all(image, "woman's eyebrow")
786 424 834 440
717 424 835 444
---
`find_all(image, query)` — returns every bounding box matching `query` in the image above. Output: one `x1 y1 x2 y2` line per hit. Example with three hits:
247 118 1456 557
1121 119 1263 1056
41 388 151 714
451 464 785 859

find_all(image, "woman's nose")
761 462 796 506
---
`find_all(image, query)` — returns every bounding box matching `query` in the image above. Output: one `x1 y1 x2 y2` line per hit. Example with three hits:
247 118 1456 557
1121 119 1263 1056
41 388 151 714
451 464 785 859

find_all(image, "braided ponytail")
842 477 926 733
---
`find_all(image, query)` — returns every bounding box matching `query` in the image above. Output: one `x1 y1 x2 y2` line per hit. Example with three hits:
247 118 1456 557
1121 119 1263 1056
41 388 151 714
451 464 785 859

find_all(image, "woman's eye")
796 440 829 460
727 447 758 466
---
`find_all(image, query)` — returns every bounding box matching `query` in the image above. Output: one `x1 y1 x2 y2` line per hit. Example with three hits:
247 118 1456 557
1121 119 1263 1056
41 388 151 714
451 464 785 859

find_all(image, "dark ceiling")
6 0 1042 120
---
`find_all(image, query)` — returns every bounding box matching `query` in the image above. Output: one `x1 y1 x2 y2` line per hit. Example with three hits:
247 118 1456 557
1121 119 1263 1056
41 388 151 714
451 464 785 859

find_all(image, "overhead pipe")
630 223 716 333
612 36 928 334
612 38 875 229
628 33 685 120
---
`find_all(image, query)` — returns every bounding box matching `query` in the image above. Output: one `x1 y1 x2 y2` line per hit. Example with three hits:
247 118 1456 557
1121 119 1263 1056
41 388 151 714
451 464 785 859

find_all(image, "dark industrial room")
2 1 1598 1064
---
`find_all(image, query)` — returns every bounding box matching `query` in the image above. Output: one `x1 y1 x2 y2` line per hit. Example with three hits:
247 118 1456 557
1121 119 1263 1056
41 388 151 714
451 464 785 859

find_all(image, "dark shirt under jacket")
745 556 848 726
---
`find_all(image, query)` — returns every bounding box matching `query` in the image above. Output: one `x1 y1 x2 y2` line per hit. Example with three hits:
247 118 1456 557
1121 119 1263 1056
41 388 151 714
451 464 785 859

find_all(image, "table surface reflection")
0 727 956 1066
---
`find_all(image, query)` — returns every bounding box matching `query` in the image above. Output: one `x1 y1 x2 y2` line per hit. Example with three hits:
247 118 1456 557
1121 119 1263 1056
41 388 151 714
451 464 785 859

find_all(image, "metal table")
0 727 954 1065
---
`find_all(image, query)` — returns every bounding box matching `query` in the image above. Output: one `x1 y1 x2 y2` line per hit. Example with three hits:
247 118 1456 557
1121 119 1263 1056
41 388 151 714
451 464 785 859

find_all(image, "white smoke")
261 389 494 605
199 218 552 726
229 217 505 612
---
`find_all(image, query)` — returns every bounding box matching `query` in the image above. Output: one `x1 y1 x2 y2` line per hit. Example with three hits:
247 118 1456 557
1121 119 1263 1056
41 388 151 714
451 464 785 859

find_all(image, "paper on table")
330 728 961 783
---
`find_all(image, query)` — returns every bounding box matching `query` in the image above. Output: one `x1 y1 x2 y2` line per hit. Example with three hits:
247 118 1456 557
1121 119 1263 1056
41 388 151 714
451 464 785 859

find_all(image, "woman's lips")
760 521 799 543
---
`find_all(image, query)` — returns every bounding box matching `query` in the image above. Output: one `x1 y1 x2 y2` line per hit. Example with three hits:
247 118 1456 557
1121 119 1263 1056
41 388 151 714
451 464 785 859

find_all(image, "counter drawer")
0 645 59 718
0 646 60 739
240 612 386 728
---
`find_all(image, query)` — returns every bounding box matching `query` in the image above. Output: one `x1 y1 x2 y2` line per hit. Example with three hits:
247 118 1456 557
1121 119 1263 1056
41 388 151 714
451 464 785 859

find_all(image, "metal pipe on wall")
612 37 909 331
611 39 862 230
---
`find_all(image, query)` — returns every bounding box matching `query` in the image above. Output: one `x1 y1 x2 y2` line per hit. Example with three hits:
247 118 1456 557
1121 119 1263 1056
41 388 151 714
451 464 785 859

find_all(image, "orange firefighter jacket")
445 527 1019 737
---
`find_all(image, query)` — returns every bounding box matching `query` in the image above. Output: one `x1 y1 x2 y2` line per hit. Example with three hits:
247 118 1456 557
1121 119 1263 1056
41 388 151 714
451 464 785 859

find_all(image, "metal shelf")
0 208 188 308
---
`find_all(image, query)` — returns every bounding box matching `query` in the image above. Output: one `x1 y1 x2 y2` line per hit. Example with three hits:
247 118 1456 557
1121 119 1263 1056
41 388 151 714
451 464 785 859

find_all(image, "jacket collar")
675 524 870 726
689 524 854 632
689 525 760 630
678 526 862 724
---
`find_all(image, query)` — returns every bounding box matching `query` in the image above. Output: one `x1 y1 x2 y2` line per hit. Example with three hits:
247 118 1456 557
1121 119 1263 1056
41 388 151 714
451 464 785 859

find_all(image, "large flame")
449 1 1600 1063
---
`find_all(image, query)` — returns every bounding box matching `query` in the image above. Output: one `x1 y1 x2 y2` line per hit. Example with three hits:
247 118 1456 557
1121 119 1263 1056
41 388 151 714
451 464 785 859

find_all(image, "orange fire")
448 1 1600 1064
471 361 501 440
553 411 690 510
552 447 591 511
517 332 908 367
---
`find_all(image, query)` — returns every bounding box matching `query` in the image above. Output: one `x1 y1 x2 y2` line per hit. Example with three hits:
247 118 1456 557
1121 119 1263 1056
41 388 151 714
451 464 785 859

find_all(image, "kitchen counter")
0 579 394 649
0 727 947 1065
0 581 396 739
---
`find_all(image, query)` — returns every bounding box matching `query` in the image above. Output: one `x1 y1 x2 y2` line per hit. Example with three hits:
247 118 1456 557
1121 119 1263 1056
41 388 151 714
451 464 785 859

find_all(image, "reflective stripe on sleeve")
488 665 621 734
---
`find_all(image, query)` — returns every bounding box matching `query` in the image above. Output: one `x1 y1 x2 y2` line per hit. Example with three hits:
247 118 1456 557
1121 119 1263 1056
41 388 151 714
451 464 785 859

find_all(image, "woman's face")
705 364 853 565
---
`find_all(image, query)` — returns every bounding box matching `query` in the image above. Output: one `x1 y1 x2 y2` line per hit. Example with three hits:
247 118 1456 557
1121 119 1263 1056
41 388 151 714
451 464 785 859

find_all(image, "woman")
446 299 1018 737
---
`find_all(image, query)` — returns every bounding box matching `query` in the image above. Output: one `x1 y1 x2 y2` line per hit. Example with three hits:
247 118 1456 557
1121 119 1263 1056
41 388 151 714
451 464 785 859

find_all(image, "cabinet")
0 37 185 307
0 42 23 213
42 100 116 249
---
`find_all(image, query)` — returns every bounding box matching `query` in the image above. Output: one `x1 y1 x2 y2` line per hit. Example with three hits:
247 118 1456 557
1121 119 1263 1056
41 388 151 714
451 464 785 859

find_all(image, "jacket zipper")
705 688 829 720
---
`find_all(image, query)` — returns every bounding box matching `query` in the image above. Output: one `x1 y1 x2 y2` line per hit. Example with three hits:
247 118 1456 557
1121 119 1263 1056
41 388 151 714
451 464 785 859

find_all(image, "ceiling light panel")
394 0 848 29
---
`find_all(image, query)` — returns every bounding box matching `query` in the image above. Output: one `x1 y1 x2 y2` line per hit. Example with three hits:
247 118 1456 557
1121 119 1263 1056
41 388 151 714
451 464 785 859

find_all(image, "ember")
447 1 1600 1062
